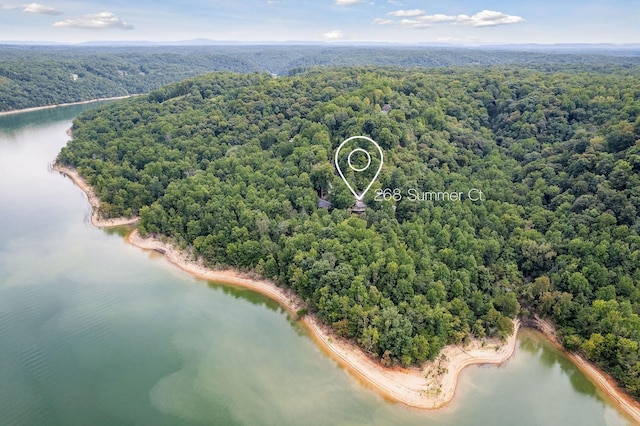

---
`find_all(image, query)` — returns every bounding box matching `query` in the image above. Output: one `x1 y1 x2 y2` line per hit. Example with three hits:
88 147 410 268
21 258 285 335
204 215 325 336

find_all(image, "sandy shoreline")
53 164 138 228
0 95 138 117
55 161 640 417
127 228 520 409
55 163 523 408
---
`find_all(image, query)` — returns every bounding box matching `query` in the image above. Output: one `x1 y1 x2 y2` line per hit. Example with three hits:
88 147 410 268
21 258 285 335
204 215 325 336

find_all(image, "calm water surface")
0 105 633 425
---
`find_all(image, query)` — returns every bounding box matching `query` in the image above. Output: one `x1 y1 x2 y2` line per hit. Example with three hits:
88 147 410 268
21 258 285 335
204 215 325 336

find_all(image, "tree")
310 163 334 197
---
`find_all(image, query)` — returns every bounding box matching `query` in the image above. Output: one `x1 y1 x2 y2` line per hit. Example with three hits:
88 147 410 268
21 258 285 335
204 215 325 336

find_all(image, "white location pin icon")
334 136 384 201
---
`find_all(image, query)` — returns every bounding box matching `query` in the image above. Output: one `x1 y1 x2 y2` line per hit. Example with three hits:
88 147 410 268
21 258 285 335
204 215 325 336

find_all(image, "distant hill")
2 44 640 112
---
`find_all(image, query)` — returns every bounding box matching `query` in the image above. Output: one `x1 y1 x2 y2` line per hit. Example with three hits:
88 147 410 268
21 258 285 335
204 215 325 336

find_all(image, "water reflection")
103 225 134 238
208 281 282 313
519 330 604 401
0 104 105 134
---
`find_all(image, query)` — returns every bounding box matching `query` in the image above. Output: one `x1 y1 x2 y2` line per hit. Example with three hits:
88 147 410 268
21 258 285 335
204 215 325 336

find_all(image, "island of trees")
57 65 640 397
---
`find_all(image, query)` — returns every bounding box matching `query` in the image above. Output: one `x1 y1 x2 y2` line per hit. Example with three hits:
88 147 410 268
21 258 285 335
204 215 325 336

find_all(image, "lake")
0 104 633 425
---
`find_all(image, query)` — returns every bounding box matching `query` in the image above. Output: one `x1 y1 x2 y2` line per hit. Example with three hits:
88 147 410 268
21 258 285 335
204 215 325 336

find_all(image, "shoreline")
127 228 520 409
55 162 640 418
55 164 522 409
0 95 139 117
53 163 138 228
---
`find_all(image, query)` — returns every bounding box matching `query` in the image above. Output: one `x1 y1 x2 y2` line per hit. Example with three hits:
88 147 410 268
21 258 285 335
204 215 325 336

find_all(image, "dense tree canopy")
58 65 640 396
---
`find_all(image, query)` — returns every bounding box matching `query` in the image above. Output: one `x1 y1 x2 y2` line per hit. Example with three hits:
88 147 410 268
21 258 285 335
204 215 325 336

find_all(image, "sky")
0 0 638 44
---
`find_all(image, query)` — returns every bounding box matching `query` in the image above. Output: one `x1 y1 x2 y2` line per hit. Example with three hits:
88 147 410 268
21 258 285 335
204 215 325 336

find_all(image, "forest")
2 44 640 112
57 65 640 397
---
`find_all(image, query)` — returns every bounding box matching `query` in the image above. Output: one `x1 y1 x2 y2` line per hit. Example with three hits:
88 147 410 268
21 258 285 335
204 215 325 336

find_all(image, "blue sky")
0 0 638 44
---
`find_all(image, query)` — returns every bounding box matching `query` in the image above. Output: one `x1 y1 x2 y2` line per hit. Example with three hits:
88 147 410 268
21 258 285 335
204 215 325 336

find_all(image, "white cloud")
373 18 394 25
462 10 523 27
416 10 523 27
400 19 431 29
1 2 62 14
383 9 524 29
387 0 403 5
323 29 345 39
53 12 134 30
417 14 458 24
334 0 363 5
23 3 62 15
388 9 424 17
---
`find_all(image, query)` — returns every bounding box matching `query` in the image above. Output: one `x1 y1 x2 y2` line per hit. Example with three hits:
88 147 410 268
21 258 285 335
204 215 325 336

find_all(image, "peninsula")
55 67 640 420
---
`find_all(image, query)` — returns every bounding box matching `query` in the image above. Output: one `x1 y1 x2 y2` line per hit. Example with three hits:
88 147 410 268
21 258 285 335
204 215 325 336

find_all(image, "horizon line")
1 39 640 49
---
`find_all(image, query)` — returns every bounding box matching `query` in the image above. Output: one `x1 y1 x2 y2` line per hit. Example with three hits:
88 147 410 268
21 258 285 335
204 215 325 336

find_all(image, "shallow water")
0 104 632 425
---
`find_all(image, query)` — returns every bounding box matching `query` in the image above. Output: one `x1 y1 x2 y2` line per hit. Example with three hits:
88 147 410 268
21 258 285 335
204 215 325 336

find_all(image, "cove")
0 104 633 425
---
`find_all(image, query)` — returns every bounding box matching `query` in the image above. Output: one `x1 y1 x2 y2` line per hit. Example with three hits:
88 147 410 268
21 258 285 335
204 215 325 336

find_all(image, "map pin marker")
335 136 384 201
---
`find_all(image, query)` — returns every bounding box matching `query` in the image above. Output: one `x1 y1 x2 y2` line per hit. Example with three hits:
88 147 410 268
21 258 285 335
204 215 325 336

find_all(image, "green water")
0 105 633 425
